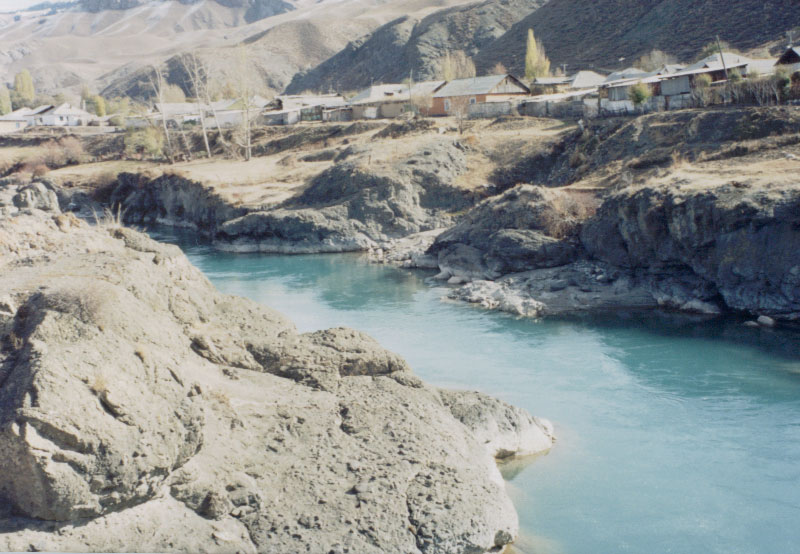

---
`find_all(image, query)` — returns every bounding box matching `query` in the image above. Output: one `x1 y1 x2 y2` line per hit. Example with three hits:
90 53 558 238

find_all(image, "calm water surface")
152 227 800 554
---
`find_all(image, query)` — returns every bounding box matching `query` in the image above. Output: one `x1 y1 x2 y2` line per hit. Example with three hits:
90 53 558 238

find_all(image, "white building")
36 103 96 126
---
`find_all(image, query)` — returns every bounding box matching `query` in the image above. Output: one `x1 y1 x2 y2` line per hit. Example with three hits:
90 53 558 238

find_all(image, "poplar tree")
0 85 11 115
12 69 35 108
525 29 551 81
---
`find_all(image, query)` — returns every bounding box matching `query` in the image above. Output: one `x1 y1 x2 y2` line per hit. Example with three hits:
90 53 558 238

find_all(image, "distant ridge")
475 0 800 73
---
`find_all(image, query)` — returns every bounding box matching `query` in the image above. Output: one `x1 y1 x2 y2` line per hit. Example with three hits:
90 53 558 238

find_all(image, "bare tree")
636 49 677 71
230 45 264 162
449 96 471 134
183 52 213 158
490 62 508 75
437 50 476 81
149 65 175 164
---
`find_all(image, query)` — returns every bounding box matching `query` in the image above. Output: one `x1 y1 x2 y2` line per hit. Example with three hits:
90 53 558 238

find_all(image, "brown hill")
474 0 800 74
286 0 545 94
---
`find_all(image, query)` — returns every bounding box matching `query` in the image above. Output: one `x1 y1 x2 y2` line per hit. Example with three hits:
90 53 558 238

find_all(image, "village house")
429 74 530 117
775 46 800 73
533 70 607 94
261 93 348 125
37 103 96 126
599 52 777 113
0 115 27 135
348 81 445 119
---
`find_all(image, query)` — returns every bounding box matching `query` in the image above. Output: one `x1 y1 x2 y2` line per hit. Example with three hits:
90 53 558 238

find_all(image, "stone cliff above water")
0 184 553 553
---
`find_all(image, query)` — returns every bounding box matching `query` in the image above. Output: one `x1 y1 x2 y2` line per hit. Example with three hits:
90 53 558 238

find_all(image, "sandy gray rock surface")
413 181 800 322
0 189 553 553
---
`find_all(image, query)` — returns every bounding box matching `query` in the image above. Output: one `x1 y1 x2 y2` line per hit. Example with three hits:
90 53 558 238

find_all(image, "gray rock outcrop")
581 181 800 320
429 185 585 281
0 189 553 552
418 180 800 322
215 141 475 252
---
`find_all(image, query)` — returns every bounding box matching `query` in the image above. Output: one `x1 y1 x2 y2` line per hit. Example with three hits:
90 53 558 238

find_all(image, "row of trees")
0 70 36 115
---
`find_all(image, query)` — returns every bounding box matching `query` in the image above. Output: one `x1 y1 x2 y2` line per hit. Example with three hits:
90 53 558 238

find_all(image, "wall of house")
378 102 405 119
521 100 584 118
661 76 691 96
468 101 512 118
430 94 490 116
0 121 25 135
352 105 379 119
608 86 630 102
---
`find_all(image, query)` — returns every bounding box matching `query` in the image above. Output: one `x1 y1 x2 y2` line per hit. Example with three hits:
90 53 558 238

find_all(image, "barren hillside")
474 0 800 74
286 0 545 94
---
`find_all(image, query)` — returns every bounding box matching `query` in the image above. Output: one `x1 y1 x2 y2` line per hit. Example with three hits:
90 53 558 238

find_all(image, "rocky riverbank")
0 184 554 553
53 108 800 323
420 180 800 322
67 138 479 254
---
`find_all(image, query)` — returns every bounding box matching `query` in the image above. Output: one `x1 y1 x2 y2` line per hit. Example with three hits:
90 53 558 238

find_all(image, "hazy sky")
0 0 48 10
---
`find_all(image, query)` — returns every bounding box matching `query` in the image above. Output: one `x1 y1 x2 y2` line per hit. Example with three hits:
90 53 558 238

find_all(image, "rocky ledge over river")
422 182 800 322
0 183 554 553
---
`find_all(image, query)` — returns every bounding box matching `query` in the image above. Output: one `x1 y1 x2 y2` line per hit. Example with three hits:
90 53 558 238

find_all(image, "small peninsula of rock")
0 186 553 553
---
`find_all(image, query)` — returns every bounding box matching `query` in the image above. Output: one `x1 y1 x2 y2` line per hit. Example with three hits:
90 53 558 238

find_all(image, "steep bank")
0 184 553 552
422 179 800 322
80 137 479 253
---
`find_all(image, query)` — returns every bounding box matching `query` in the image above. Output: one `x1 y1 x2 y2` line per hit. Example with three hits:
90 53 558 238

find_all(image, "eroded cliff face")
424 181 800 322
581 182 800 320
0 186 553 553
97 140 476 253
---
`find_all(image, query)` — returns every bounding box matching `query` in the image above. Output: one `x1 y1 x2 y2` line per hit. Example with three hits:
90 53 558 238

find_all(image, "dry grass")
92 205 125 229
90 373 109 396
541 189 600 239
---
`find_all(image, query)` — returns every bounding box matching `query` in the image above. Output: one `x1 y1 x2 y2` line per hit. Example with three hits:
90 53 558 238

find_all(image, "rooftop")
433 74 528 98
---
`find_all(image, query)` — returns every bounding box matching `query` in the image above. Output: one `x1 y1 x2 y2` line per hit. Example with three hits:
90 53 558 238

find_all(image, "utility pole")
716 35 729 81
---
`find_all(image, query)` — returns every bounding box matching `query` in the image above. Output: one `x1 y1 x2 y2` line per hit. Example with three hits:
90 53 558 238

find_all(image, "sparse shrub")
59 136 85 164
37 140 67 167
691 74 713 107
124 127 165 160
636 49 677 72
629 82 651 106
569 151 587 168
540 189 599 239
28 163 50 177
90 373 108 396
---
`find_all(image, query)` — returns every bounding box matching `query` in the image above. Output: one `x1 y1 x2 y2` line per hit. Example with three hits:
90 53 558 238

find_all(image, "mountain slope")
286 0 545 94
475 0 800 74
100 17 375 98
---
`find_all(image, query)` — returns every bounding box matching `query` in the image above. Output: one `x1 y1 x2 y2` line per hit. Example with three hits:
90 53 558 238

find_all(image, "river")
151 226 800 554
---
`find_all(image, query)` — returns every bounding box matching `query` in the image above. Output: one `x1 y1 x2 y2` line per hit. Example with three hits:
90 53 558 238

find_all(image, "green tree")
0 85 11 115
90 95 107 116
12 69 35 108
525 29 551 81
124 127 165 159
629 82 651 106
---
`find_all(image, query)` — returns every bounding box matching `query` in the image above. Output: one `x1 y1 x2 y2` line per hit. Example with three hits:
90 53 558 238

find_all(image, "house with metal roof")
348 81 446 119
534 71 607 93
429 74 529 116
37 103 96 126
776 46 800 74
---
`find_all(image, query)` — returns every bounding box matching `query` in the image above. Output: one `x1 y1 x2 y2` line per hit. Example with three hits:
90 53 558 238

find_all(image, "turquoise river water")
152 227 800 554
